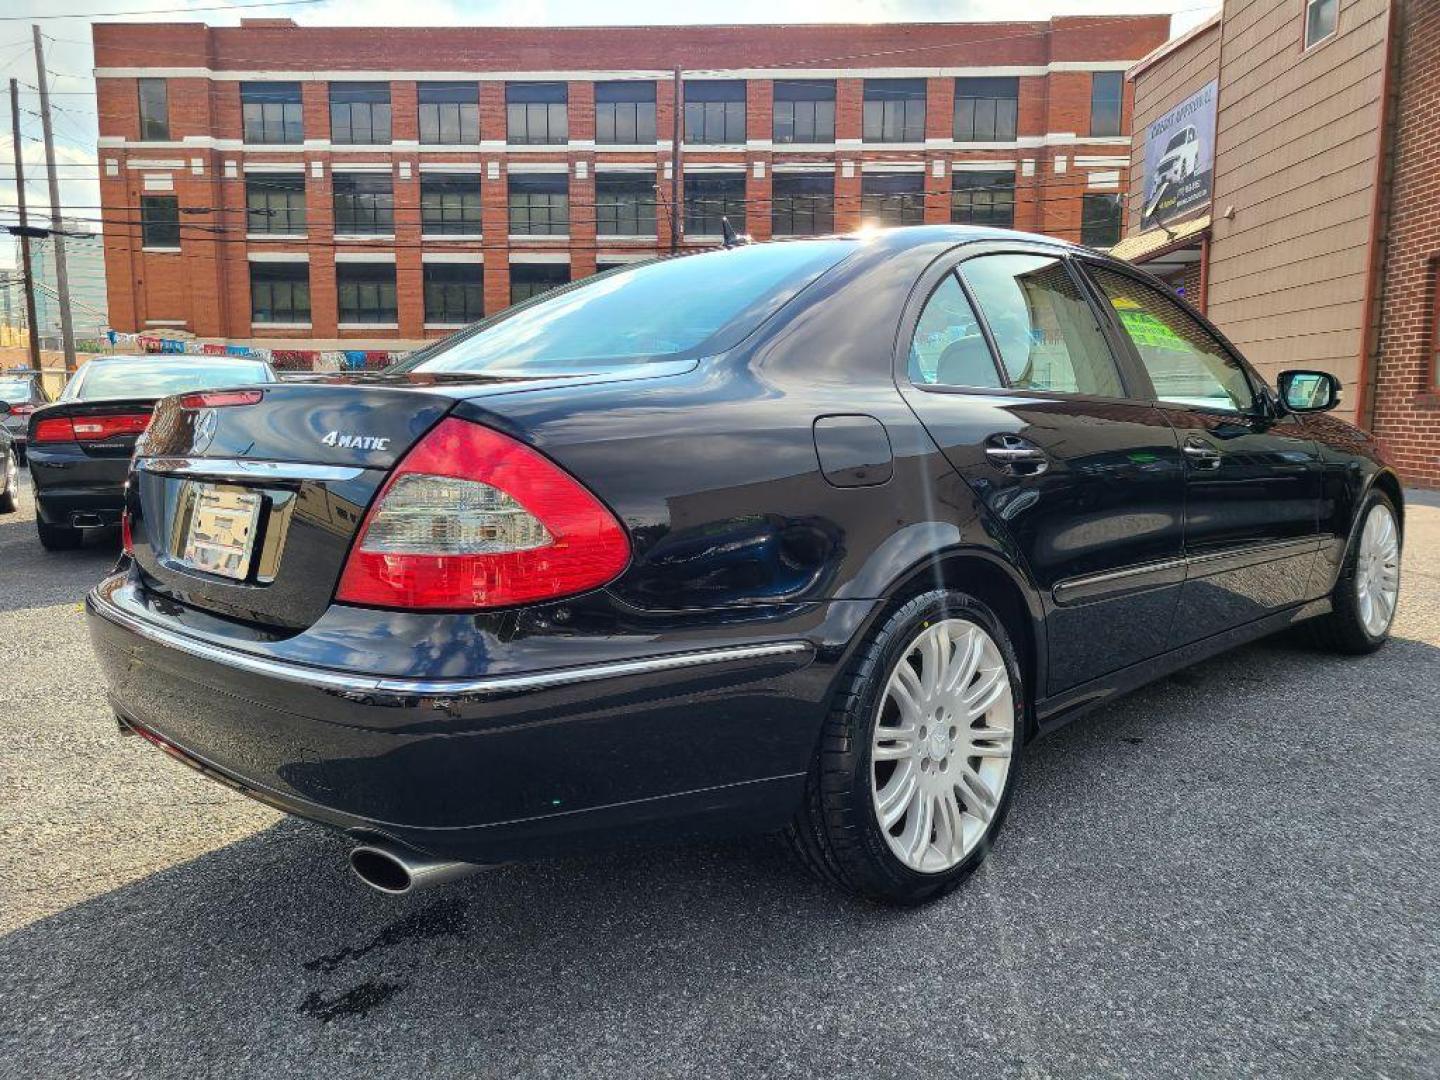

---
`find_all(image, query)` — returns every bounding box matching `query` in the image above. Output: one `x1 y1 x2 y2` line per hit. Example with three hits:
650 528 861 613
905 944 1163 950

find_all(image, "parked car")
1150 124 1200 202
86 229 1402 904
0 368 52 463
0 402 17 514
28 354 277 550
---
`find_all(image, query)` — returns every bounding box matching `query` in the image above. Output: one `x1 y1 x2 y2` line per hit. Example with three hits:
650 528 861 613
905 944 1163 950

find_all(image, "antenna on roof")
720 216 748 249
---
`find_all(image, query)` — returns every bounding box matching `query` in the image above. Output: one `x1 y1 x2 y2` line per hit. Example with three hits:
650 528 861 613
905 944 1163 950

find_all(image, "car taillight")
33 417 74 443
10 404 36 416
335 417 630 611
178 389 263 409
121 506 134 555
72 414 151 440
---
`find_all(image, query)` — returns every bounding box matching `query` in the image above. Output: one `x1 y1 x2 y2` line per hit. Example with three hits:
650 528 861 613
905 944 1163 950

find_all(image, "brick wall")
92 16 1168 346
1370 0 1440 488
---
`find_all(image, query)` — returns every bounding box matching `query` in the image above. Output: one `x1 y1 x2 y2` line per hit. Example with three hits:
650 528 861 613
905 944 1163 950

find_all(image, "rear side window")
1088 266 1255 412
908 274 1000 388
401 241 856 375
960 254 1125 397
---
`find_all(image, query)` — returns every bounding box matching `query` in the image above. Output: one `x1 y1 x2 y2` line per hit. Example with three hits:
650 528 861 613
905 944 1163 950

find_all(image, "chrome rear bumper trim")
136 457 368 482
88 587 812 699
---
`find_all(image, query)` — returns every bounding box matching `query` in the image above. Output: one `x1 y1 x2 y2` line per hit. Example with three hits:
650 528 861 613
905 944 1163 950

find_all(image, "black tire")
0 451 16 514
1303 490 1401 655
786 588 1025 905
36 519 83 551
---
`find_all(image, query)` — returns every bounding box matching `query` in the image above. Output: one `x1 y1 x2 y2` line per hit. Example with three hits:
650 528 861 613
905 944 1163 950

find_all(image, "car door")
896 245 1187 697
1079 260 1323 646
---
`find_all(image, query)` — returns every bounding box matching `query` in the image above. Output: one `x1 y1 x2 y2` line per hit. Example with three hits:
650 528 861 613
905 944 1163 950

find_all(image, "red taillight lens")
121 506 134 555
10 403 36 416
71 414 151 440
33 417 76 443
178 389 263 409
335 417 630 611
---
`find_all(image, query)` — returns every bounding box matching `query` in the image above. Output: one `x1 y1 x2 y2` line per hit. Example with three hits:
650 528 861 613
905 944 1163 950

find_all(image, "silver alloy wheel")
870 617 1015 874
1355 502 1400 637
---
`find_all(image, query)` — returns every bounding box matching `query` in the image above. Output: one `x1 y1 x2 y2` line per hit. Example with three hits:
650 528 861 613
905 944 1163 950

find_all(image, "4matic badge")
321 430 391 451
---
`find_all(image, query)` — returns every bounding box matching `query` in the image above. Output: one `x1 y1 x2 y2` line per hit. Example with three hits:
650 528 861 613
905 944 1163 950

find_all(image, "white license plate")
180 483 262 581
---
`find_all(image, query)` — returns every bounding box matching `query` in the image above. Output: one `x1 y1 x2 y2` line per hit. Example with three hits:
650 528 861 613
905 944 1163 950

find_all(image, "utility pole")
670 66 683 255
9 79 42 373
32 26 76 373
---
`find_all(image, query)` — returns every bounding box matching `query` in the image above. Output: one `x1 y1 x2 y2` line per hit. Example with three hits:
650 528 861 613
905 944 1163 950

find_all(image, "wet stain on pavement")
303 893 470 974
298 981 406 1023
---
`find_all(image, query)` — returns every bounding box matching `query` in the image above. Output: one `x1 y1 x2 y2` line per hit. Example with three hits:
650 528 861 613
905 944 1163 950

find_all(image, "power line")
2 0 326 22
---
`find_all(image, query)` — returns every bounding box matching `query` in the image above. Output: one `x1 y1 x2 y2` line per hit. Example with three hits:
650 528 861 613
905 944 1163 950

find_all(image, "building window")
954 77 1018 142
595 81 656 145
241 82 303 144
595 174 656 236
863 79 926 143
508 173 569 235
771 172 834 236
773 80 835 144
329 82 391 145
419 82 479 145
337 263 397 324
1090 71 1124 138
1304 0 1339 48
861 172 925 227
510 262 569 304
1081 193 1124 247
951 171 1015 227
140 195 180 248
423 263 483 324
249 261 310 325
137 78 168 141
506 82 567 145
246 173 306 235
332 172 394 236
685 80 746 145
421 175 481 235
684 173 746 236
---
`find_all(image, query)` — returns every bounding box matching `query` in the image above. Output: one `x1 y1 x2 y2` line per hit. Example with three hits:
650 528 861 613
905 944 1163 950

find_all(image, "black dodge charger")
87 228 1403 904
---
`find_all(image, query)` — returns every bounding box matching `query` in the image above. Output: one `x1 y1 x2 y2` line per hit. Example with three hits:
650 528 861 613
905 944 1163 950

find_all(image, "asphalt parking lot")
1 475 1437 1080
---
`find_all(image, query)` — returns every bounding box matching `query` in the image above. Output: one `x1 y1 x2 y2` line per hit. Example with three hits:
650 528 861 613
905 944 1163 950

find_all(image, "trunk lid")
33 398 158 459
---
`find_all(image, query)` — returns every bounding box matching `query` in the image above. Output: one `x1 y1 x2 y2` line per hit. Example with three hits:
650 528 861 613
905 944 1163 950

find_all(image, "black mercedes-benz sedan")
87 228 1403 904
28 354 277 549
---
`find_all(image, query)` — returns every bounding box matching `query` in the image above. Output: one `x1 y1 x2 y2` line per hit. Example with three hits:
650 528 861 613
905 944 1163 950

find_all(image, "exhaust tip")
349 846 414 895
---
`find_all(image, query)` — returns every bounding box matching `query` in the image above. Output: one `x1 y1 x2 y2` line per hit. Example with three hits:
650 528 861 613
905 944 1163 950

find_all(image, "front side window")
595 81 656 145
1090 71 1124 138
508 173 569 235
333 172 394 235
419 82 478 145
506 82 567 145
246 173 306 235
421 175 482 235
772 172 834 236
773 80 835 144
337 263 397 324
509 263 570 305
1089 265 1255 412
241 82 303 144
595 174 656 236
863 79 926 143
138 78 169 141
424 263 484 324
908 273 1000 388
250 261 310 325
140 195 180 248
1305 0 1339 47
685 80 746 144
1081 193 1124 247
684 173 746 236
861 172 925 227
960 253 1125 397
954 77 1017 142
330 82 391 144
951 171 1015 227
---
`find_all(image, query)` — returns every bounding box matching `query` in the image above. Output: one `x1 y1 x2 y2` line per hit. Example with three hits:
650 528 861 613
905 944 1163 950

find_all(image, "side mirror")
1277 369 1340 413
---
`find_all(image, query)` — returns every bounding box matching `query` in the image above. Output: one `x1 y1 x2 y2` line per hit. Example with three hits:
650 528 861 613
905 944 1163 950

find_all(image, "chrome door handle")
1182 438 1221 469
984 436 1049 475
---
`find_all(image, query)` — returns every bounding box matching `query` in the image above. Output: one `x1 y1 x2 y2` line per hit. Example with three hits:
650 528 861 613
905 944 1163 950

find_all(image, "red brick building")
92 16 1169 349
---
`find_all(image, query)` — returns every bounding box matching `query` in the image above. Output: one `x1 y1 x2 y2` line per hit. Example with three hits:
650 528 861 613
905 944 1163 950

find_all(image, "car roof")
772 224 1088 259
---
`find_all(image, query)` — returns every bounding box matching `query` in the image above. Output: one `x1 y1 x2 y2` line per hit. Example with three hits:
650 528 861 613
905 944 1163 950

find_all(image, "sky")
0 0 1219 273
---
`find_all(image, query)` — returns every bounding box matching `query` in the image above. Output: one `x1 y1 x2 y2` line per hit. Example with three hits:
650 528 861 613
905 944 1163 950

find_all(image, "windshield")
0 379 35 402
74 361 274 400
395 241 856 376
1165 131 1188 152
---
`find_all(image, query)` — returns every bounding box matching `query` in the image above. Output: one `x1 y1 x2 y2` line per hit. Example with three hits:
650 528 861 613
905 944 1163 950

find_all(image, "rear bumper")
87 571 851 863
28 444 128 525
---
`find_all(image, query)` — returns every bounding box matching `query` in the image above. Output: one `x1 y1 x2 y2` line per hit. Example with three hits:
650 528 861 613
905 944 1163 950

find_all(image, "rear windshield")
396 241 856 375
75 362 274 400
0 379 35 402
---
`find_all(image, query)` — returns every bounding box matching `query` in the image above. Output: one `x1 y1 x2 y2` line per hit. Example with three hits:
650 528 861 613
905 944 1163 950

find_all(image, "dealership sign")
1140 79 1217 230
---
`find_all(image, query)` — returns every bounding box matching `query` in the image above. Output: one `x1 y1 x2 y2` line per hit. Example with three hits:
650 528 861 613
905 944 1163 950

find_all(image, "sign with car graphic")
1141 79 1217 229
